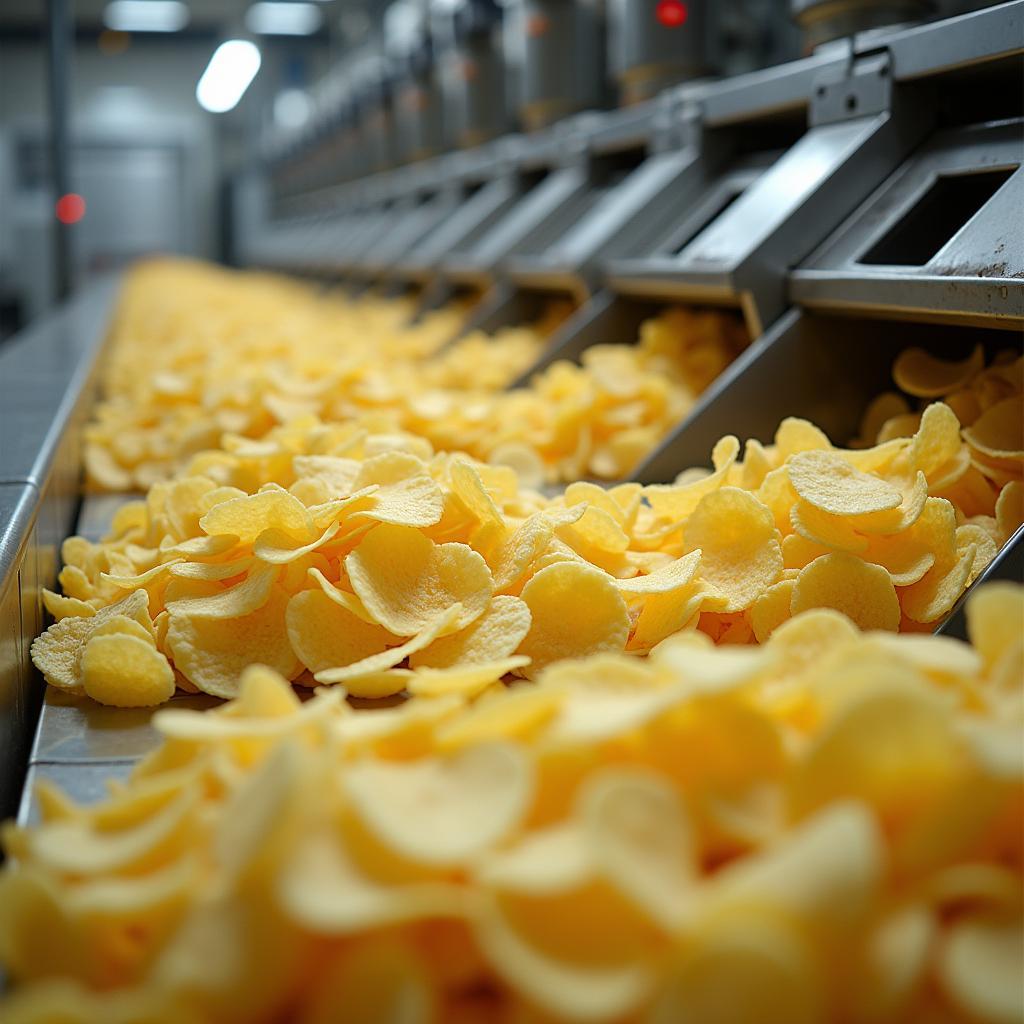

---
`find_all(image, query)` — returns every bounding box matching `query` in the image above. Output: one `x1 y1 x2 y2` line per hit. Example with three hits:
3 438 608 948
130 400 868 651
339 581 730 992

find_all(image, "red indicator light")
655 0 688 27
55 193 86 224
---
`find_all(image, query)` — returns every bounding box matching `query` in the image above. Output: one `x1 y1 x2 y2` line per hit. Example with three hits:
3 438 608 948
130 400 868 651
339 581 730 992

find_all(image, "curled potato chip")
408 595 531 669
285 590 397 675
893 344 985 398
346 524 492 636
349 452 445 529
750 579 796 642
518 562 629 677
167 586 299 698
994 480 1023 544
344 743 531 866
165 564 278 620
614 550 702 595
788 450 903 517
963 396 1023 461
81 634 175 707
313 604 463 687
791 553 900 632
684 488 782 613
406 657 531 698
910 403 964 480
651 909 825 1024
199 488 314 544
937 915 1023 1024
30 590 152 694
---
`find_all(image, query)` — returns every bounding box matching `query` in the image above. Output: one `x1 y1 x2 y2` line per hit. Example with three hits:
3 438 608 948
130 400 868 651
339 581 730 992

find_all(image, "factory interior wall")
0 36 224 327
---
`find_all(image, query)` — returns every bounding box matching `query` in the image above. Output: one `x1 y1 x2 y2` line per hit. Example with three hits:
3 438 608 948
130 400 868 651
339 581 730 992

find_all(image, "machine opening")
858 167 1016 266
669 187 745 255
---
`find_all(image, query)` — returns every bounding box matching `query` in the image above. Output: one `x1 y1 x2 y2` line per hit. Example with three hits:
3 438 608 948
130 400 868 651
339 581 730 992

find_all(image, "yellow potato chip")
684 488 783 612
285 590 397 675
750 579 797 642
614 550 702 595
349 452 445 528
788 450 903 517
893 344 985 398
849 471 928 536
252 521 340 564
858 392 911 445
910 402 963 479
346 524 492 636
775 417 831 457
518 562 629 677
199 487 314 544
42 590 96 621
408 595 531 669
994 480 1023 544
900 544 976 625
314 604 463 686
956 523 998 584
30 590 152 694
937 915 1023 1024
165 564 278 620
81 633 176 707
167 586 299 698
343 743 531 866
791 553 900 632
448 459 503 528
628 582 712 652
790 501 869 553
406 657 531 698
963 396 1023 461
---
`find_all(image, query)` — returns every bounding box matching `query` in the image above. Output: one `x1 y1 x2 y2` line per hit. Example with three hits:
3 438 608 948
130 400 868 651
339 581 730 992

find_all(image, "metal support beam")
45 0 73 302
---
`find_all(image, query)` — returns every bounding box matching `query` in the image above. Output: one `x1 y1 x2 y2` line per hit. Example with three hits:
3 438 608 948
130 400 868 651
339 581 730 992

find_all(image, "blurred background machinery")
0 0 1014 337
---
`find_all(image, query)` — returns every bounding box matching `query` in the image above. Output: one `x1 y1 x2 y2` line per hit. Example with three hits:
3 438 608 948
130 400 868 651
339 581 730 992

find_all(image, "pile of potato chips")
34 393 1023 706
83 260 747 488
5 583 1023 1023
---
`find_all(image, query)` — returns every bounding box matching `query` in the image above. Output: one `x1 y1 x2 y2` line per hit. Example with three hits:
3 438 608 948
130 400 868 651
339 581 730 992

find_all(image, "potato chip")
409 595 531 669
199 487 314 544
346 524 492 636
937 915 1023 1024
344 743 531 866
910 402 964 480
791 553 900 632
314 604 463 687
30 590 152 694
406 658 531 698
349 452 445 528
900 544 976 625
614 550 702 595
893 344 985 398
788 450 903 517
963 396 1023 461
42 590 96 621
994 480 1023 544
790 501 869 553
684 488 782 612
165 564 278 620
285 590 397 676
167 586 299 698
80 634 175 707
518 562 629 677
750 579 796 642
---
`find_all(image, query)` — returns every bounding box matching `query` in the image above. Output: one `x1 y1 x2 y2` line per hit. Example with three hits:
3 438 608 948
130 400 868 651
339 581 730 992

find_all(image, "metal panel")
790 119 1024 326
630 309 1015 482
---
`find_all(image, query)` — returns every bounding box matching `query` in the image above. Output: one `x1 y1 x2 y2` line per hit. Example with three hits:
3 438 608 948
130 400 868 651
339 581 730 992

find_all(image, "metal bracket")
810 50 894 126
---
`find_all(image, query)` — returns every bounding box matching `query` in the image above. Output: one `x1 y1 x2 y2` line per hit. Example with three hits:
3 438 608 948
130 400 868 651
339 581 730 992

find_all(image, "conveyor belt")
16 496 218 830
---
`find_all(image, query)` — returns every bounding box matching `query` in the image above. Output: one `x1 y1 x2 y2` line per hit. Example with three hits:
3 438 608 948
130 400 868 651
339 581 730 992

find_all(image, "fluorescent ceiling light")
246 2 323 36
196 39 262 113
103 1 190 32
